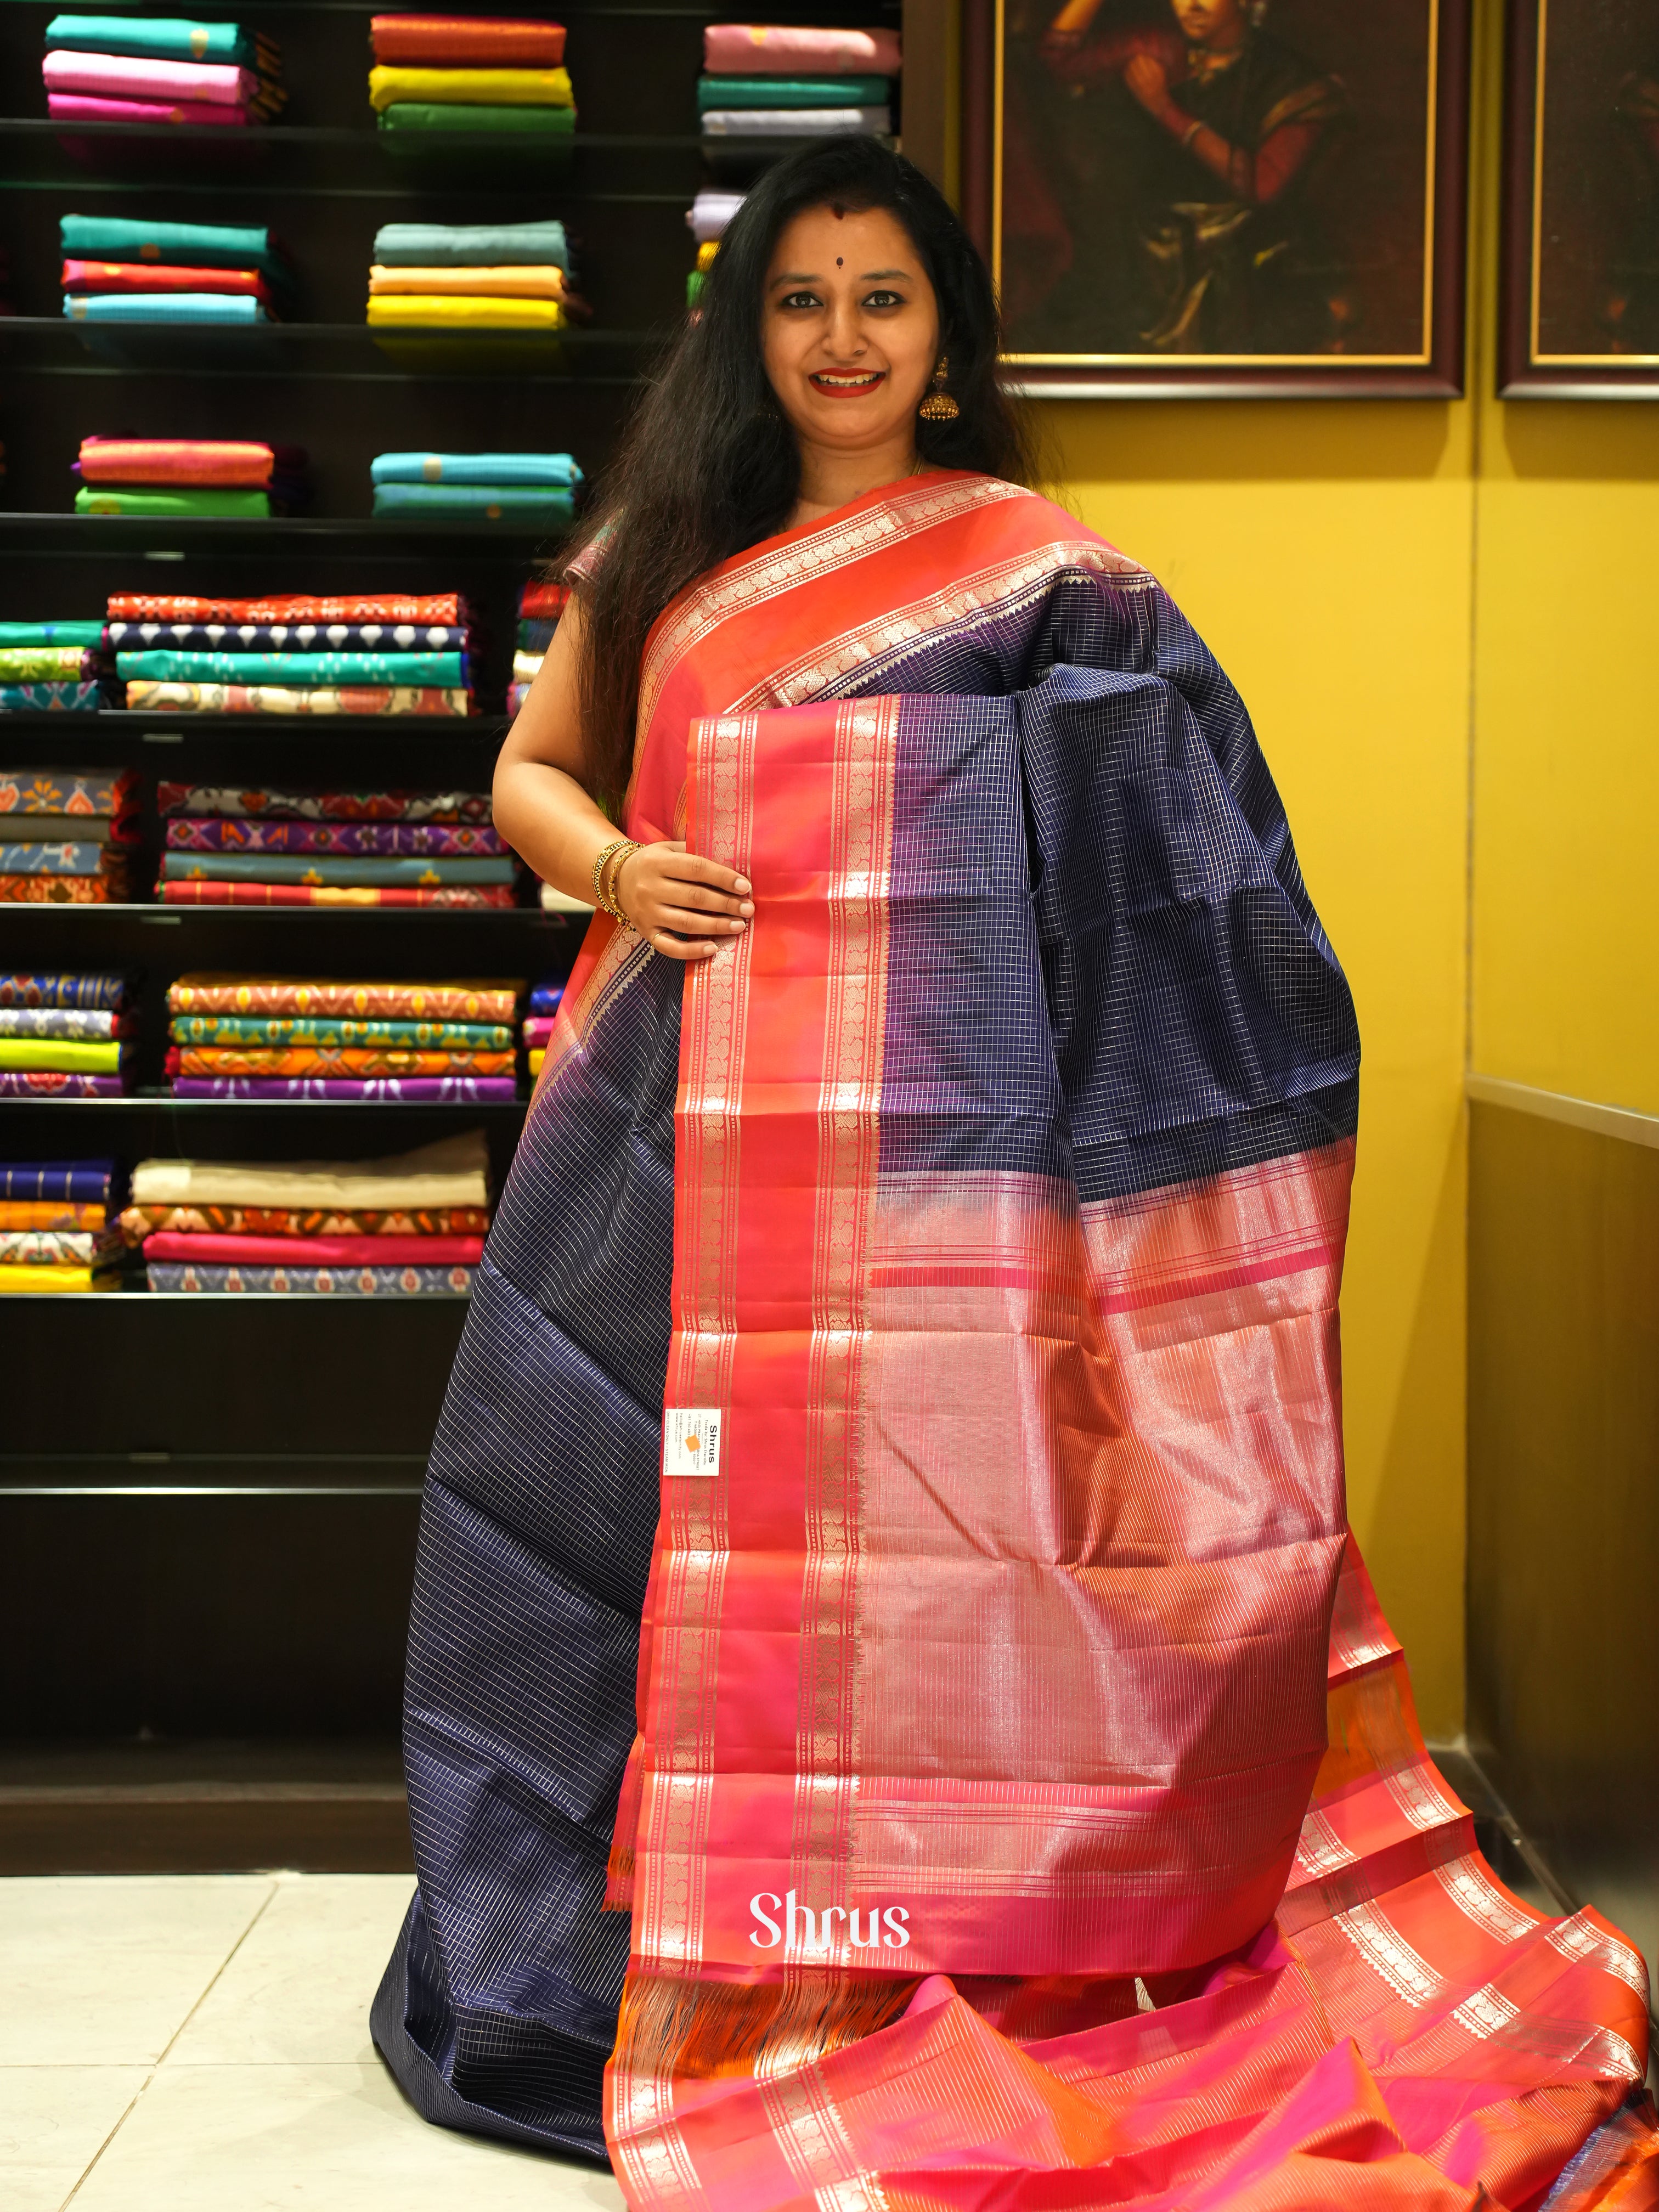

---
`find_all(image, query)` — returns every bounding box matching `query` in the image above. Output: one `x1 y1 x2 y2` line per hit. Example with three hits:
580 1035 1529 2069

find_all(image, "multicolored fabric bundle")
0 1156 123 1291
156 780 514 907
367 15 574 144
161 971 523 1094
521 972 563 1076
60 213 295 324
0 620 111 712
698 23 899 145
366 216 586 332
74 437 309 519
369 452 581 520
685 189 744 305
0 771 136 904
111 591 476 715
128 1128 494 1293
509 577 565 712
43 12 284 129
0 971 131 1093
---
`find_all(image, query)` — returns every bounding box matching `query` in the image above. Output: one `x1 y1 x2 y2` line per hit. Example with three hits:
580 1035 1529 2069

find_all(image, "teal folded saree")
117 648 465 685
371 483 574 518
65 294 268 325
369 452 581 487
697 75 890 108
159 853 513 885
0 622 104 647
46 15 259 66
371 219 568 268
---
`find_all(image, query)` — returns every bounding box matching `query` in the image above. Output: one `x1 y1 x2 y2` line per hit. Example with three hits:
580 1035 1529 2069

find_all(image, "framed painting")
962 0 1471 395
1500 0 1659 394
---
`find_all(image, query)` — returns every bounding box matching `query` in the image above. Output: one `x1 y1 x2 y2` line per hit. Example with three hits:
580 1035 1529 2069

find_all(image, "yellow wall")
1043 407 1474 1740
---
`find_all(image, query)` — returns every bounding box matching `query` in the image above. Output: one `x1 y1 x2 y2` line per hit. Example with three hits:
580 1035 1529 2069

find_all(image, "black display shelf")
0 510 580 550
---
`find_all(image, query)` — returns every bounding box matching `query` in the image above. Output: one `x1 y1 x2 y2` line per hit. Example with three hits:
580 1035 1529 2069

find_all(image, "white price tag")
663 1407 722 1479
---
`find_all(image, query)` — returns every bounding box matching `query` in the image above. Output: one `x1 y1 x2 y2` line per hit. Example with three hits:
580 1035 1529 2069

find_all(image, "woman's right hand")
614 839 753 960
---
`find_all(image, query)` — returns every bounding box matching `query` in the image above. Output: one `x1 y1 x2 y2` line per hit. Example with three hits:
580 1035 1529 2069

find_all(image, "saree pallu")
171 1075 517 1101
0 1200 108 1231
148 1260 473 1295
171 1014 512 1046
167 976 520 1023
121 1203 491 1240
168 1047 514 1077
160 881 514 910
370 16 568 65
143 1230 485 1267
122 620 467 652
0 682 102 712
1 767 134 816
165 819 505 857
0 977 122 1014
110 590 461 623
367 63 573 108
157 786 489 823
126 682 470 717
373 471 1654 2203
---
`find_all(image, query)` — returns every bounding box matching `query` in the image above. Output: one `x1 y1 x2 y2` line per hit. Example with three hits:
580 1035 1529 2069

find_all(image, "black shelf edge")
0 117 708 148
4 318 658 345
0 512 576 550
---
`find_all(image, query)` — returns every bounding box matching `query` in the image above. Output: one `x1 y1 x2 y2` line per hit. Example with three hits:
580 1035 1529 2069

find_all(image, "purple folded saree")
170 1076 518 1101
0 1071 125 1097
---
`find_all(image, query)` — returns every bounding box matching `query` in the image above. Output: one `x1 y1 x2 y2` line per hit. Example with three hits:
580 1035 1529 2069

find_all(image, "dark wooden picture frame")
962 0 1470 396
1500 0 1659 396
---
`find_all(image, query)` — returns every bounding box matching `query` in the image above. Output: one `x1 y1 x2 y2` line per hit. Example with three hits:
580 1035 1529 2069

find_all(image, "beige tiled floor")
0 1874 628 2211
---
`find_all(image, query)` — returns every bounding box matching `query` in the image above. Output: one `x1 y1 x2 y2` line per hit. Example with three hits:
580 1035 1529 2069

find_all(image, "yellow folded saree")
0 1038 121 1073
366 294 568 329
368 264 567 298
367 64 572 109
0 1266 110 1293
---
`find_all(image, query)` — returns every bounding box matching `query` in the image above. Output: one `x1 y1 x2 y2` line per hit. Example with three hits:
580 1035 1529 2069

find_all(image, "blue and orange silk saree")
374 472 1656 2208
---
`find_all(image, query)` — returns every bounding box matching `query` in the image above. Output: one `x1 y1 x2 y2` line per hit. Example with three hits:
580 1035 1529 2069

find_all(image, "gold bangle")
598 838 641 924
590 836 630 913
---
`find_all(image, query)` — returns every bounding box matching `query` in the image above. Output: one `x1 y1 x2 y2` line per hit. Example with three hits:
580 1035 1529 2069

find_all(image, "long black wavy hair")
560 134 1036 809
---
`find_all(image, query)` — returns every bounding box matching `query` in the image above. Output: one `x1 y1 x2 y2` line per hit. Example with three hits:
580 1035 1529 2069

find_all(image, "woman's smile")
808 366 888 397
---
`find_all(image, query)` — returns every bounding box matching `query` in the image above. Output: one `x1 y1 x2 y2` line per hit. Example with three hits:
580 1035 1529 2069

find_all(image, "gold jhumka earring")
918 356 960 421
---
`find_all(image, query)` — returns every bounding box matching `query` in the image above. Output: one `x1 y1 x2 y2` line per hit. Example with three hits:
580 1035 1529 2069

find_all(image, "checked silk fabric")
373 472 1655 2208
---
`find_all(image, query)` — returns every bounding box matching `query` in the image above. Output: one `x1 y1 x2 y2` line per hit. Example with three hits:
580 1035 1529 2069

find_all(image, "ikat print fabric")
129 1130 494 1293
0 974 131 1087
0 1156 120 1286
156 777 514 903
0 765 135 900
369 470 1656 2207
161 974 525 1096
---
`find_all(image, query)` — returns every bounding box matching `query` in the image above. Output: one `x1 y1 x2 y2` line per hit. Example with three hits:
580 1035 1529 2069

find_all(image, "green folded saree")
75 489 272 519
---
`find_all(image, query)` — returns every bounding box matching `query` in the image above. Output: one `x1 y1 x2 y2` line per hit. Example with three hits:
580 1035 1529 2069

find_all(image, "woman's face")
760 202 941 457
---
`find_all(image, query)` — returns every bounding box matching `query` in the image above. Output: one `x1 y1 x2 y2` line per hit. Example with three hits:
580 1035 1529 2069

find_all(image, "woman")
374 137 1652 2207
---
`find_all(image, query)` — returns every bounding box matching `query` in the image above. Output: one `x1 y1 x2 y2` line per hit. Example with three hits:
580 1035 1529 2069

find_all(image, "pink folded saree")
142 1230 486 1267
48 92 250 125
701 24 902 74
80 438 295 488
43 50 262 106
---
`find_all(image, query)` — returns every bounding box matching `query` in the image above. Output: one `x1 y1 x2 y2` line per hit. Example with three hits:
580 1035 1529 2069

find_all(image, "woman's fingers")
662 840 752 900
649 928 717 962
658 876 751 916
654 902 744 936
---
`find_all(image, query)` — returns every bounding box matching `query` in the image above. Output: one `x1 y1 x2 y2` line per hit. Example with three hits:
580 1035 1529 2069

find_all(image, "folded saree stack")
74 437 308 520
126 1129 493 1294
370 452 580 521
110 590 476 716
685 189 744 307
0 619 111 712
698 23 899 142
0 771 136 904
0 970 132 1093
509 578 565 710
155 778 514 909
61 213 294 325
43 13 285 129
0 1156 123 1292
521 973 562 1077
367 15 573 145
366 216 583 332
